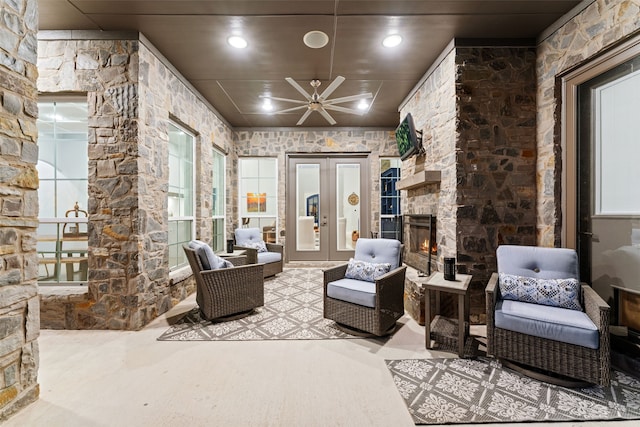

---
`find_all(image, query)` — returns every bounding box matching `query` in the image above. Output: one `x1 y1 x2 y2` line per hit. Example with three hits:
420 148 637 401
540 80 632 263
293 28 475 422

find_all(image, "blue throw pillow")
344 258 392 283
498 272 582 311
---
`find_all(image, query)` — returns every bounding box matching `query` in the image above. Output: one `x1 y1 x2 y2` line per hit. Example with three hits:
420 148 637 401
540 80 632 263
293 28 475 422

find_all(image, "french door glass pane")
296 164 319 251
336 164 360 250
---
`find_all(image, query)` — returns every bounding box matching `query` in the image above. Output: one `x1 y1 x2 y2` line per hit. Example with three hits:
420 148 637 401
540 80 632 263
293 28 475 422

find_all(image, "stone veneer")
400 42 537 321
536 0 640 246
37 32 234 330
0 0 40 420
1 0 640 421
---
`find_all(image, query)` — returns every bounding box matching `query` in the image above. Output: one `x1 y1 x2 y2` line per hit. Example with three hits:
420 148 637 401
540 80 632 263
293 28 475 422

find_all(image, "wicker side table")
424 272 475 357
217 250 247 266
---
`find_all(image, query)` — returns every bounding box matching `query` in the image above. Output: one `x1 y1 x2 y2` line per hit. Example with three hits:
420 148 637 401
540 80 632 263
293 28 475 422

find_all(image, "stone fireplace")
399 42 538 323
405 214 437 276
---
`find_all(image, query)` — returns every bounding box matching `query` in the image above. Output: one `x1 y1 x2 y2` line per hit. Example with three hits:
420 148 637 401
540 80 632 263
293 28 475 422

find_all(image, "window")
168 122 195 270
212 149 226 252
238 158 277 241
36 100 89 283
380 158 402 240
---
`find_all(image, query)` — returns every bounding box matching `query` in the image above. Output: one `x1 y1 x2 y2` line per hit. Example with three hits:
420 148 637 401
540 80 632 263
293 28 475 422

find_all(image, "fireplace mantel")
396 170 441 190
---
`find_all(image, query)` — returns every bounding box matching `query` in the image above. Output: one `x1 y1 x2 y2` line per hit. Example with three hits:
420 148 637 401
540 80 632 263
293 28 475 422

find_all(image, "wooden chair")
61 201 88 281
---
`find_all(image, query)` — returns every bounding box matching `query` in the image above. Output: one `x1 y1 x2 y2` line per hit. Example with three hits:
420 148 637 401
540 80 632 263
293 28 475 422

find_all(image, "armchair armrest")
234 245 258 264
265 242 283 255
486 273 499 309
199 263 264 289
375 265 407 310
224 255 247 267
582 284 610 332
323 264 349 291
485 272 499 356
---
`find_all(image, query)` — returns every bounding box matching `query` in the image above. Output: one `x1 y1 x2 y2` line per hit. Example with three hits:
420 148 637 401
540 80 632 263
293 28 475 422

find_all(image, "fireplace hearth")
405 214 437 276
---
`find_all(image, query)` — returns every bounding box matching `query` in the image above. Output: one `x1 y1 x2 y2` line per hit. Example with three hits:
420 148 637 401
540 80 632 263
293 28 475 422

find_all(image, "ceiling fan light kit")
261 76 373 125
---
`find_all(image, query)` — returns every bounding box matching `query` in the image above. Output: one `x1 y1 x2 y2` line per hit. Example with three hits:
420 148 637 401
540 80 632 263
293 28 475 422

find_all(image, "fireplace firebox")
405 214 437 276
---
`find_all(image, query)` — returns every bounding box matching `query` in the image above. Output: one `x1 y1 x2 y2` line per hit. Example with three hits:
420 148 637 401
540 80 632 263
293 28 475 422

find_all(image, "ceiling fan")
261 76 373 125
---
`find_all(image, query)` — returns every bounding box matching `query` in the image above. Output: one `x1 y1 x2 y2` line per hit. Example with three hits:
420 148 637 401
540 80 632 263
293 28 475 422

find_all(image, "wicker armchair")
324 238 406 336
486 245 610 386
183 244 264 321
234 227 283 278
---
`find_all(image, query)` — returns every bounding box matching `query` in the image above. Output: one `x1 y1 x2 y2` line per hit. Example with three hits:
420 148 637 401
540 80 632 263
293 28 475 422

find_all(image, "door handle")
581 231 600 242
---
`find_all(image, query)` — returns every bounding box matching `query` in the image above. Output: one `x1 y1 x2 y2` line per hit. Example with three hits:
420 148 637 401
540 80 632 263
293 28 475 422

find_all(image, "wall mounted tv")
395 113 421 160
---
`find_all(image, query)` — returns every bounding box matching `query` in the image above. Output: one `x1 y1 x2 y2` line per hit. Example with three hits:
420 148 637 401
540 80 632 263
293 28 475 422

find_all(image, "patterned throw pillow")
245 240 268 253
344 258 392 283
498 272 582 311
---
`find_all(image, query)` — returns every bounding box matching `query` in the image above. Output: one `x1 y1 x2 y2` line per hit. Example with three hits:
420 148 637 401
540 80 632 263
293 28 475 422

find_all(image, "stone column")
0 0 40 420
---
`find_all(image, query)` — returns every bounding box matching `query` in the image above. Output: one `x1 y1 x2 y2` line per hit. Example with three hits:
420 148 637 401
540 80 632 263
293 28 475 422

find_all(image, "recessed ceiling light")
382 34 402 48
357 100 369 110
303 30 329 49
228 36 248 49
262 99 273 111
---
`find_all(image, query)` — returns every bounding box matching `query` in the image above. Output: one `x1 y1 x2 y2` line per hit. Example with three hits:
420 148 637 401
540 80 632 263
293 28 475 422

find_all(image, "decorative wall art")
247 193 267 212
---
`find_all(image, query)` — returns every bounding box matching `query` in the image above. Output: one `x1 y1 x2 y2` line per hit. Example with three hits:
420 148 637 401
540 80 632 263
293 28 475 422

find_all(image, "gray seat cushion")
257 251 281 264
495 299 599 349
327 278 376 308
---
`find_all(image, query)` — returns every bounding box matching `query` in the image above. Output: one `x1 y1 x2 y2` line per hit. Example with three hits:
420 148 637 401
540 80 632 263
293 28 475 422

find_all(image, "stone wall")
0 0 40 421
536 0 640 246
36 33 234 330
234 129 397 245
399 49 457 264
455 46 538 317
399 42 537 321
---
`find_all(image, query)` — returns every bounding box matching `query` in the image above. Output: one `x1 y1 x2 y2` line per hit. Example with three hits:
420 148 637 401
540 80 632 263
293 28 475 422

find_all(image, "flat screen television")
395 113 420 160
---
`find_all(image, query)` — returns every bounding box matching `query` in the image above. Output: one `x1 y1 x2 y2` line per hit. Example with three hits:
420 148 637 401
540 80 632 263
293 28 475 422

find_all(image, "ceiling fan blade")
319 75 345 100
272 105 308 114
285 77 312 101
323 104 366 116
324 92 373 105
318 108 337 125
260 95 308 105
296 109 313 125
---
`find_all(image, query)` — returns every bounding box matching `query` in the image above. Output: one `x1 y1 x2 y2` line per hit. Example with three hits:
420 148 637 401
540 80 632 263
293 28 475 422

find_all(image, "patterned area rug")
387 357 640 425
157 268 357 341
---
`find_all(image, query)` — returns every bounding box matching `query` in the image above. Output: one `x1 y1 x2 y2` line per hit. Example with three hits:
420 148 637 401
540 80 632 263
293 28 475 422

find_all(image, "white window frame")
212 148 226 252
238 157 278 238
379 157 402 239
36 98 89 284
167 121 196 270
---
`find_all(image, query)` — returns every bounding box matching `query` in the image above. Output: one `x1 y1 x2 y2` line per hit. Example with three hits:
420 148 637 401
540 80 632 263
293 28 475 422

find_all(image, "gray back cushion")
188 240 230 270
497 245 579 280
354 238 402 270
234 227 263 246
